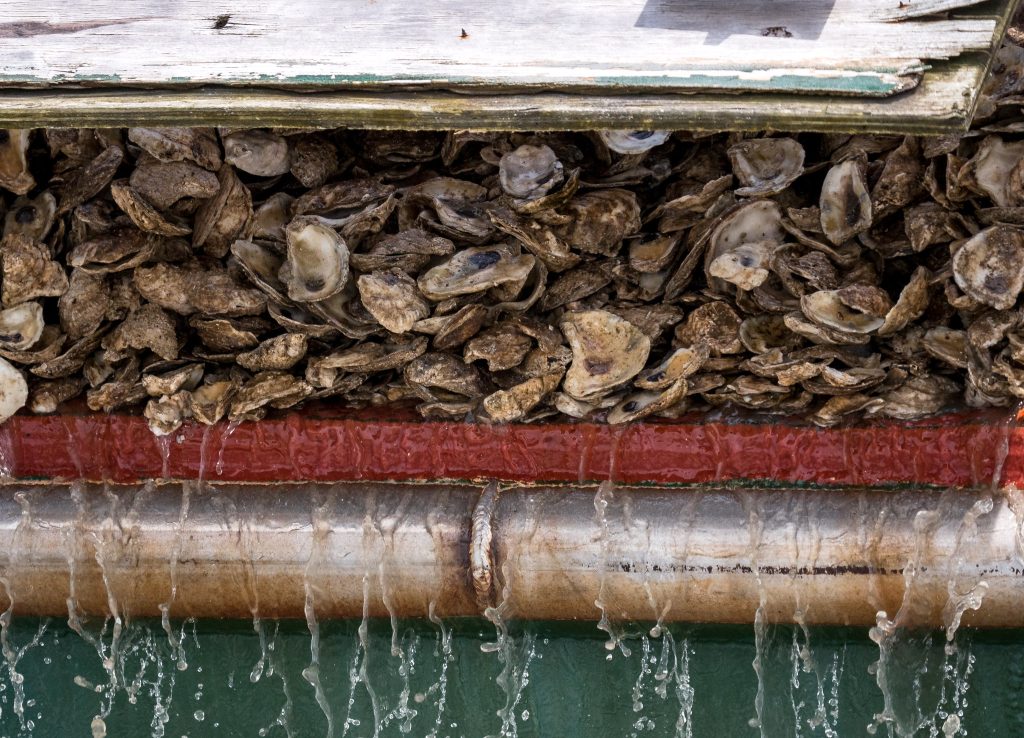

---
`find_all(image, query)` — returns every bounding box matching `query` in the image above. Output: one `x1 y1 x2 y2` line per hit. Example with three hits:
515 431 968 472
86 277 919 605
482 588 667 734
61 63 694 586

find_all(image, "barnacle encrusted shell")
560 309 650 401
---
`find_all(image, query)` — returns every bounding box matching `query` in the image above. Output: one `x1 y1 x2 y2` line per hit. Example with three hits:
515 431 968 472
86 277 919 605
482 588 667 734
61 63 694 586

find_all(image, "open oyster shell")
281 217 350 302
560 310 650 401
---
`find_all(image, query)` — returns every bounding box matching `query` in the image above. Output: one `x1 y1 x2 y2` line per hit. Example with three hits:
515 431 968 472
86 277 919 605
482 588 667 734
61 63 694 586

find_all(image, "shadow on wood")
635 0 838 43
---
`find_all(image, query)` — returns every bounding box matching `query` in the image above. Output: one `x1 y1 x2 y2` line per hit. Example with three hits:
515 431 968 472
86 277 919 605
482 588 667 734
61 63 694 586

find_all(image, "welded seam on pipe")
470 481 499 611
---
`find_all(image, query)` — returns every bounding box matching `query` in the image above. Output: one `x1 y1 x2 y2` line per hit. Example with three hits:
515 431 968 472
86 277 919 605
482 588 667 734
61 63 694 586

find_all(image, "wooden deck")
0 0 1017 132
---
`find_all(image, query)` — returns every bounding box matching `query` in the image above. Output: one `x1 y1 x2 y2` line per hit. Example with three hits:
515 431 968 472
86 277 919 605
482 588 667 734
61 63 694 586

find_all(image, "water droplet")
90 715 107 738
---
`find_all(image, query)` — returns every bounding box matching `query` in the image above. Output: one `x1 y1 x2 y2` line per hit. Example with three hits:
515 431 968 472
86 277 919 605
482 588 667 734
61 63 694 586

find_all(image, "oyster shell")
144 391 191 436
356 270 430 334
962 136 1024 207
560 310 650 401
143 363 204 397
0 130 33 195
674 302 743 354
193 165 254 258
223 130 291 177
608 377 688 424
190 380 235 425
1 234 69 306
68 228 190 275
57 144 125 216
102 304 179 361
405 353 487 399
483 371 562 422
236 333 308 371
464 324 534 372
820 159 872 244
0 302 44 351
29 376 86 414
598 130 670 154
952 225 1024 310
4 191 57 241
0 357 28 422
705 200 784 290
728 137 804 197
281 217 350 302
499 144 564 200
418 244 535 301
801 290 885 334
134 262 267 317
111 180 192 237
558 190 641 256
289 134 339 188
127 128 222 170
635 345 708 390
229 372 312 421
129 160 221 210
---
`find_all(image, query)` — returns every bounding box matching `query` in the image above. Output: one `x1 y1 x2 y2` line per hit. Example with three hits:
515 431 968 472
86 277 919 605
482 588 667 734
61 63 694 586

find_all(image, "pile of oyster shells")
3 48 1024 432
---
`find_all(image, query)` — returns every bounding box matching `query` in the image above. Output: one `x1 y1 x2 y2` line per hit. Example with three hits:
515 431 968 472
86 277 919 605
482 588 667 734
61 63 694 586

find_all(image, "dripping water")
302 495 335 738
744 492 769 736
425 601 453 738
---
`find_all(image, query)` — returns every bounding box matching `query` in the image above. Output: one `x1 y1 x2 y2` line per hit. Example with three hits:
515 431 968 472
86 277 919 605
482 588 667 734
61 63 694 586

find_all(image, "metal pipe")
0 482 1018 628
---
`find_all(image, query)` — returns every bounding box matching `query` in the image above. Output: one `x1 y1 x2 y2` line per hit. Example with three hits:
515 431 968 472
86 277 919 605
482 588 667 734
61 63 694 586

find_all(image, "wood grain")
0 0 1015 133
0 0 1000 95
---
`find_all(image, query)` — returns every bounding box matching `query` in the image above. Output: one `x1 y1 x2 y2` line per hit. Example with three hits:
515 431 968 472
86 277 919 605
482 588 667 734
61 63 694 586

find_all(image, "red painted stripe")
1 406 1018 488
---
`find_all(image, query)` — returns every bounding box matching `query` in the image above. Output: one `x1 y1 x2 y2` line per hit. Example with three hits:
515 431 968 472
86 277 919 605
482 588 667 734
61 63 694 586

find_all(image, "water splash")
159 479 193 672
258 621 296 738
670 633 694 738
0 491 37 731
593 481 629 656
341 507 383 738
425 601 453 738
482 492 539 738
868 506 943 737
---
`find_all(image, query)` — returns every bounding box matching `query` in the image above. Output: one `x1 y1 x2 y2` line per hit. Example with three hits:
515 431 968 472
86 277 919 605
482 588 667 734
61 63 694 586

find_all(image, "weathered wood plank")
0 54 993 134
879 0 990 20
0 0 1014 133
0 0 1000 95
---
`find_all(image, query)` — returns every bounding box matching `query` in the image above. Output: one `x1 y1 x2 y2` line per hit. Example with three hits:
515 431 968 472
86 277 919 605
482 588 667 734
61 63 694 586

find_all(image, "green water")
0 617 1021 737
